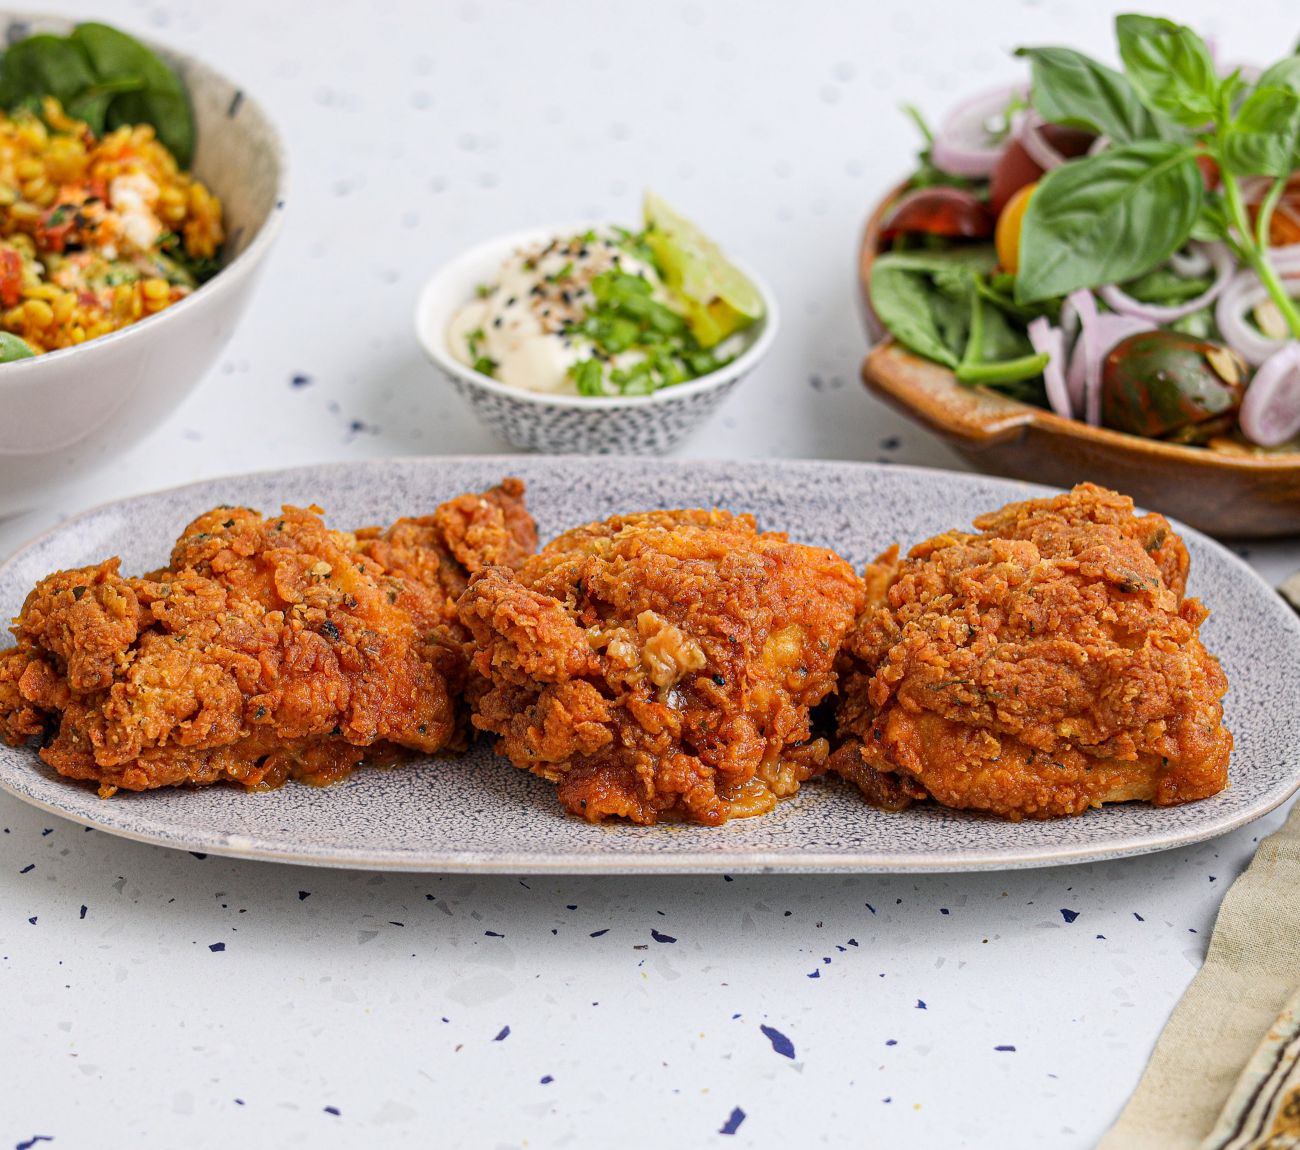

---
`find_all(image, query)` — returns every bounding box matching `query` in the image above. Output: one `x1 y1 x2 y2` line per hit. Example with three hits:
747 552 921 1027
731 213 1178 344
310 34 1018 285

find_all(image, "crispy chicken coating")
0 480 535 796
458 509 864 825
831 484 1232 820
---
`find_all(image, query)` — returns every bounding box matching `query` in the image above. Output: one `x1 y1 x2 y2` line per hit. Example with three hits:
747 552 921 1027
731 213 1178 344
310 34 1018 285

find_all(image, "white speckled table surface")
3 1 1299 1146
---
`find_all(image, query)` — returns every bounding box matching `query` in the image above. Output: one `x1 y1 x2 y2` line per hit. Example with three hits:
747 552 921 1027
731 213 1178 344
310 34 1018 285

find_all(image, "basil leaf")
869 248 997 368
1258 56 1300 96
1116 15 1220 128
1015 46 1159 143
71 24 194 167
1222 85 1300 177
1015 141 1203 304
0 332 35 363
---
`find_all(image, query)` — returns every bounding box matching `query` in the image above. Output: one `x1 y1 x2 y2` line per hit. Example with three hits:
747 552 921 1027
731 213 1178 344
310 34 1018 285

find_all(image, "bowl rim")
0 12 289 386
413 219 779 409
859 180 1300 469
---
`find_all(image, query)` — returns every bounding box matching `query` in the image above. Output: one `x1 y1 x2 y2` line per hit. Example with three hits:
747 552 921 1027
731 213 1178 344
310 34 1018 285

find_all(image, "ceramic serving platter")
1 457 1297 874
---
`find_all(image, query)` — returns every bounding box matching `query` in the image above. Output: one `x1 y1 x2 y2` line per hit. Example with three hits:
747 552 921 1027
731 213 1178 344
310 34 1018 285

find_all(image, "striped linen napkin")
1100 800 1300 1149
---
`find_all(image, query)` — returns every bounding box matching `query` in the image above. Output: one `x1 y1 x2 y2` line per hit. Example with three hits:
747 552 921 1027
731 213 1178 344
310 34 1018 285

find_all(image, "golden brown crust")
833 483 1231 820
0 480 536 796
459 509 865 825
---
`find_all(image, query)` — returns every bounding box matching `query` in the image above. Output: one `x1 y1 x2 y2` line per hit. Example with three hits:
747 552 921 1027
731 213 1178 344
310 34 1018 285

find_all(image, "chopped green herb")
475 282 494 299
472 355 498 378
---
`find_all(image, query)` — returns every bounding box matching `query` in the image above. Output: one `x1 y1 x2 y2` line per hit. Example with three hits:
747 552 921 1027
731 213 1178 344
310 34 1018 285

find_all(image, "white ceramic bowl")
0 15 287 516
414 223 778 454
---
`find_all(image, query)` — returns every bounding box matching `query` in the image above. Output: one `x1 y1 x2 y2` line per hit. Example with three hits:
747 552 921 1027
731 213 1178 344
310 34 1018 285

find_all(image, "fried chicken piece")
459 509 864 825
831 483 1232 820
0 480 536 796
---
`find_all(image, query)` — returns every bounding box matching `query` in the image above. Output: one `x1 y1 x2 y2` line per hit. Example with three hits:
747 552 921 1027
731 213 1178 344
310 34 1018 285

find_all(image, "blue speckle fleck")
1060 909 1079 923
485 930 504 938
291 373 313 388
209 942 226 952
324 1106 340 1116
589 929 609 938
807 969 820 979
995 1044 1017 1052
1134 912 1145 921
916 999 927 1010
540 1075 553 1085
79 906 87 920
886 1039 897 1046
298 891 311 900
760 1024 796 1059
19 863 34 874
651 929 676 944
494 1026 510 1041
15 1137 53 1150
719 1107 746 1136
27 916 36 925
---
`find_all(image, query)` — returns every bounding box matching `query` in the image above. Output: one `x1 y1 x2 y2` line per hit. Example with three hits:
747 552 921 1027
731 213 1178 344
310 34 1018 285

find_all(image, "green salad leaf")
1015 46 1157 143
0 23 194 165
0 332 35 362
1115 15 1220 129
1015 140 1203 304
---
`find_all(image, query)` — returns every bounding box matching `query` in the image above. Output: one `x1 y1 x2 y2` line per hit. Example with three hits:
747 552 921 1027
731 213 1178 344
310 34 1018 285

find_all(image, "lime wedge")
643 190 764 349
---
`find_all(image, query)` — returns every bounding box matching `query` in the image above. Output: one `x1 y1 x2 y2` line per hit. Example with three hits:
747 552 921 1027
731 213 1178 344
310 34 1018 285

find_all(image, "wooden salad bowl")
858 190 1300 539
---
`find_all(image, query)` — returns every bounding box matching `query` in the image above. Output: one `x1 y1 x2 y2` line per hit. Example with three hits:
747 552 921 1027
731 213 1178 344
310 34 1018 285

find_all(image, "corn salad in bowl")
0 97 223 358
0 16 284 514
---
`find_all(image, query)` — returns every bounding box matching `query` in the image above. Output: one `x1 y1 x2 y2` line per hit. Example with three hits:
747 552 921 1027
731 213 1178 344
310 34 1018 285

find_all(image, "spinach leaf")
0 23 194 166
0 34 99 121
0 332 35 362
1015 141 1203 304
869 248 996 368
1116 15 1220 129
1015 46 1158 143
71 24 193 166
1221 84 1300 177
1119 266 1212 305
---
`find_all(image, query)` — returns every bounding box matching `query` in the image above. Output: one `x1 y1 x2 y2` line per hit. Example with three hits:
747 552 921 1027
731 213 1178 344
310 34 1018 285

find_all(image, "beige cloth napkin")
1100 799 1300 1149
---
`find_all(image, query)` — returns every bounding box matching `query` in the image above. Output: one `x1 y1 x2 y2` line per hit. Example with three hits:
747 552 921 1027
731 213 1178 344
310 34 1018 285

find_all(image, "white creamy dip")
448 231 667 396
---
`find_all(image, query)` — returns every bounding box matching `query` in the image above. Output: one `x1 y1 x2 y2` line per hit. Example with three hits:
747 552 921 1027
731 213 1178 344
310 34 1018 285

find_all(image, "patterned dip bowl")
414 224 778 454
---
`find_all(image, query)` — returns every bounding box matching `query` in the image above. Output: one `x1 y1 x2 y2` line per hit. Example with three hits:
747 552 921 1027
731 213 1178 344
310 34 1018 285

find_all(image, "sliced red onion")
1061 290 1096 414
1169 246 1213 278
1061 290 1152 426
1238 341 1300 446
1216 273 1300 366
1028 317 1072 419
1099 242 1234 323
929 85 1021 178
1013 109 1067 172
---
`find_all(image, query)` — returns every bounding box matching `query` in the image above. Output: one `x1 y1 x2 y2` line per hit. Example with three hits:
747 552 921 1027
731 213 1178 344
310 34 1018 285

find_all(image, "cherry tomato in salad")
1101 331 1246 442
988 125 1094 216
995 182 1036 274
880 186 994 243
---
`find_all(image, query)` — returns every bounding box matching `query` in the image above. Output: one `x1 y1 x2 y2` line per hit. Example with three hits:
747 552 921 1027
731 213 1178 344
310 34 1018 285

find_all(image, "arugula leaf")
1116 15 1220 128
1015 46 1158 143
1015 141 1203 304
1119 266 1213 305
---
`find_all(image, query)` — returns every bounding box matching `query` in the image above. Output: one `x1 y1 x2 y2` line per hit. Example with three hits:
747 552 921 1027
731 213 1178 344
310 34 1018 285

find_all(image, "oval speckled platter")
1 456 1297 874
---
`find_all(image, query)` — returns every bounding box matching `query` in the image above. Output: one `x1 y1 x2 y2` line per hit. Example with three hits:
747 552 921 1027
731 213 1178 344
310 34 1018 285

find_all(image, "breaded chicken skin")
831 484 1231 819
459 509 864 825
0 479 535 796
